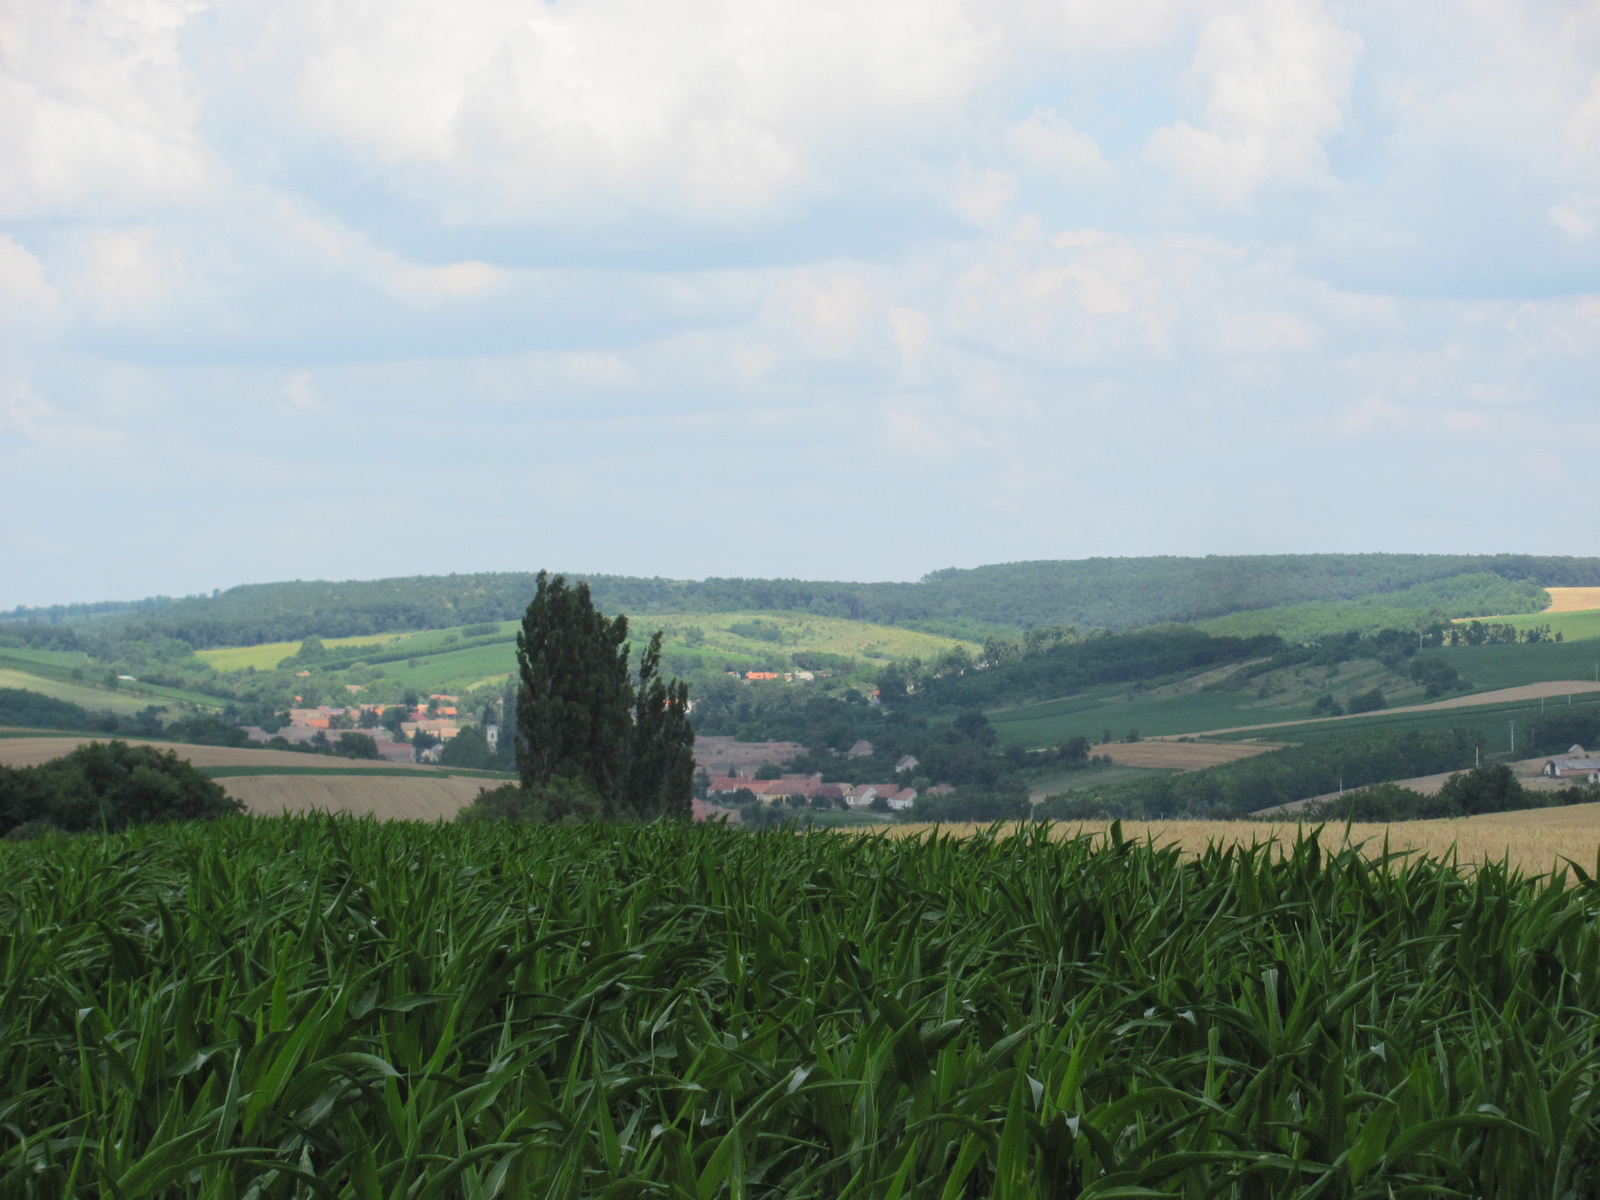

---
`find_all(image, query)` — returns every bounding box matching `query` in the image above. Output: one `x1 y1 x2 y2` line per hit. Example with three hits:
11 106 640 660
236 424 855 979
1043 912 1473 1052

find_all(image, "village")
241 710 921 814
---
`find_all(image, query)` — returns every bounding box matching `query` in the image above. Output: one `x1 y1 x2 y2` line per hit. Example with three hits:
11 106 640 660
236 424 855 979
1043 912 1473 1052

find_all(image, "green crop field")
0 668 221 717
1425 642 1600 690
643 612 979 668
368 640 518 693
195 633 404 673
5 815 1599 1196
1460 608 1600 642
0 647 90 669
192 611 979 696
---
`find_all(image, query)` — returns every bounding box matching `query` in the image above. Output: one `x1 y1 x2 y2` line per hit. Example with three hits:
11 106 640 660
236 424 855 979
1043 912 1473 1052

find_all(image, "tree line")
16 553 1600 647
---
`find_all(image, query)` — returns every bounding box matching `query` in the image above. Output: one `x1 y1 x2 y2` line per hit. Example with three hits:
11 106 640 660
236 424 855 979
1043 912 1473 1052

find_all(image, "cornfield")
3 817 1599 1198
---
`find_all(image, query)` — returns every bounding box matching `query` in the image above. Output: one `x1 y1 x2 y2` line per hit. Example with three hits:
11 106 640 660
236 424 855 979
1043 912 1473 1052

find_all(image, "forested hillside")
5 553 1597 647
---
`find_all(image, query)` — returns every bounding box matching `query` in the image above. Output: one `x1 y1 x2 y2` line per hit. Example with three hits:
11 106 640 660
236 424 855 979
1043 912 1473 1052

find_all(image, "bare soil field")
1545 587 1600 613
1090 740 1282 770
890 804 1600 874
223 775 486 820
0 736 439 771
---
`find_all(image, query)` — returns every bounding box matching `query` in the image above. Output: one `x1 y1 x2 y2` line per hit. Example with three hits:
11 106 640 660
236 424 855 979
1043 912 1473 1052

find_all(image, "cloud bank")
4 0 1600 605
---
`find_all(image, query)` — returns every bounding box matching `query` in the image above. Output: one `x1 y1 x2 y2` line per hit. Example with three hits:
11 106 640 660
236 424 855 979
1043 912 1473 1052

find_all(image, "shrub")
0 740 240 836
458 776 604 824
1346 687 1386 714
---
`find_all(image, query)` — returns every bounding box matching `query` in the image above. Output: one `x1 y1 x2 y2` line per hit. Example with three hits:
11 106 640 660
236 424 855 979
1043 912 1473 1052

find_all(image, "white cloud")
1144 0 1361 205
1007 109 1111 178
0 0 209 220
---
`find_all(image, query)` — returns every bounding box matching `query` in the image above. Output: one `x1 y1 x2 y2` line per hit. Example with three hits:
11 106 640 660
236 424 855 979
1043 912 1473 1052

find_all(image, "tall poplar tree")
514 572 694 819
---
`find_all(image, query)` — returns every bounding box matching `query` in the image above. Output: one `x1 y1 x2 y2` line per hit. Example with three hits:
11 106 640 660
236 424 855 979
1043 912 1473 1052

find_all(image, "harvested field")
1090 739 1281 769
890 802 1600 874
222 774 486 820
1545 586 1600 612
0 736 438 771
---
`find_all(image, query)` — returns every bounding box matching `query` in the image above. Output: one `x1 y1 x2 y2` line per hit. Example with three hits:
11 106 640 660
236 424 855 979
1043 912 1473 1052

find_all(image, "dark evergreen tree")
622 632 695 819
514 573 693 819
515 573 631 797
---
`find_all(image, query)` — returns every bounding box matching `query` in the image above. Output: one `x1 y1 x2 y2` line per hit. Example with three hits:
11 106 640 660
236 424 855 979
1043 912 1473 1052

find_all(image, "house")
845 740 874 758
1544 745 1600 777
485 724 499 753
745 671 779 681
417 743 445 764
882 787 917 811
709 777 769 797
844 784 917 810
844 785 879 808
402 719 461 741
895 754 919 774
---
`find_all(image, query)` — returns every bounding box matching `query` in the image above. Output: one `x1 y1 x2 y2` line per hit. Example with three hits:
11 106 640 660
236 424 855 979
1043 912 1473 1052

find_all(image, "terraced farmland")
6 816 1600 1196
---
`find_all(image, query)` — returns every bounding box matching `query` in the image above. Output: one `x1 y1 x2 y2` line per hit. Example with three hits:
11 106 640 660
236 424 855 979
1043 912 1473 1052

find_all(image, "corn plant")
0 817 1597 1198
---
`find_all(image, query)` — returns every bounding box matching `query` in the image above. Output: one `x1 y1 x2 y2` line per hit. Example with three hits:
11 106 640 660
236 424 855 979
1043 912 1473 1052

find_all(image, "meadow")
0 668 213 717
5 815 1599 1197
188 612 978 696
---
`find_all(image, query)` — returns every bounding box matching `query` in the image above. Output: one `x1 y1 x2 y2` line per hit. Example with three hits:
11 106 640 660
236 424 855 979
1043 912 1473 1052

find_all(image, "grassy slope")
1427 642 1600 689
199 613 979 695
987 653 1420 747
0 667 222 715
197 632 408 672
1457 608 1600 641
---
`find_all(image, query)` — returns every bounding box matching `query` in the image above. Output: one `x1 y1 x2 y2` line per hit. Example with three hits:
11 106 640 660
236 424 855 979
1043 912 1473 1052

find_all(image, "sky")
4 0 1600 609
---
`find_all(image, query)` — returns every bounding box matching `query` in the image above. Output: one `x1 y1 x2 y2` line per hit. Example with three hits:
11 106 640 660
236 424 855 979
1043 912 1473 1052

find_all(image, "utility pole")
1510 720 1515 755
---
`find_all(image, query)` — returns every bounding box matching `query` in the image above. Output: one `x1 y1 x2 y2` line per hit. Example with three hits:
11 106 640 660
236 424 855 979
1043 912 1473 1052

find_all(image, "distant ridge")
8 554 1600 647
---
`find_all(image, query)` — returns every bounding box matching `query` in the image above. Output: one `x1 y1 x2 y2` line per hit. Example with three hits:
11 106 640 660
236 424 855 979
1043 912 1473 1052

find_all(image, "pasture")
0 668 185 717
4 815 1599 1197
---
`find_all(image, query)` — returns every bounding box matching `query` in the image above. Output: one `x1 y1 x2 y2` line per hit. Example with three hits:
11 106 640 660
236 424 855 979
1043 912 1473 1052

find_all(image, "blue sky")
4 0 1600 608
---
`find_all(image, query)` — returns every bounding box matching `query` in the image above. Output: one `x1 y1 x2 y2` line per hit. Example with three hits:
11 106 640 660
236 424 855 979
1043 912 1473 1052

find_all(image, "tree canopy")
514 573 694 820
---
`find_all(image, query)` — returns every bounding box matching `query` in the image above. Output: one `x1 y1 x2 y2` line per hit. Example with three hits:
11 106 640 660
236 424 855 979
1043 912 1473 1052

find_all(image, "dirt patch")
1090 740 1283 770
223 775 486 820
1545 588 1600 613
0 736 439 771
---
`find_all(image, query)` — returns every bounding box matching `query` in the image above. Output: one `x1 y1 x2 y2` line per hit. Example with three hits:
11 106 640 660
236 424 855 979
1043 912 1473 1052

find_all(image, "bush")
439 725 492 768
1298 766 1543 822
333 732 381 760
911 788 1030 823
1346 688 1387 714
458 777 605 824
1034 793 1109 821
0 740 240 836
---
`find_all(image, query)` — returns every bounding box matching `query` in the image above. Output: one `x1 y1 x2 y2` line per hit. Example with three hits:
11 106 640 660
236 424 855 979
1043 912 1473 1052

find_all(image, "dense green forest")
7 553 1597 646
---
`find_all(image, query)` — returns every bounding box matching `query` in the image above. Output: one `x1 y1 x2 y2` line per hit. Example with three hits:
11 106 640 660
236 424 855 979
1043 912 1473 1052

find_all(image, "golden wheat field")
221 774 487 820
888 803 1600 875
1543 587 1600 613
